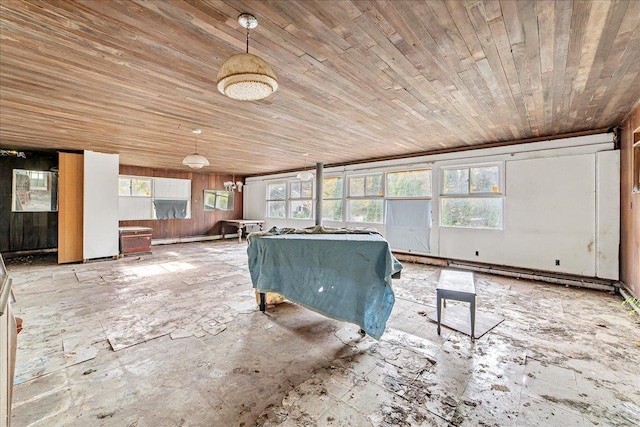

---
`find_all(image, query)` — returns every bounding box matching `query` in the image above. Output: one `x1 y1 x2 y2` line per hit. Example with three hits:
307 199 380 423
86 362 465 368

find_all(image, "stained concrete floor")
6 240 640 427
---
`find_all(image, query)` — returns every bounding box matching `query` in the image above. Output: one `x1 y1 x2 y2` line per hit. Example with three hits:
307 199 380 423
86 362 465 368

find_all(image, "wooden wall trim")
620 101 640 297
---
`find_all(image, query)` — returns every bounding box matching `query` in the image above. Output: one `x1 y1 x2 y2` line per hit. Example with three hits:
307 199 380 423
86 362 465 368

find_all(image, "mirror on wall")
12 169 58 212
204 190 234 211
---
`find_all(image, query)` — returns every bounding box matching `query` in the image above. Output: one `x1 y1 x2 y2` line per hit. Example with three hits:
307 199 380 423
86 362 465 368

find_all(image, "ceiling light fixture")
216 13 278 101
296 153 314 181
224 173 243 193
182 129 209 169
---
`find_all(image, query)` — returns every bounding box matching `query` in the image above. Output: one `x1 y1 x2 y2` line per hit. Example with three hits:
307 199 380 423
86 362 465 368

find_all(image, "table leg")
470 295 476 340
436 291 442 335
259 292 266 312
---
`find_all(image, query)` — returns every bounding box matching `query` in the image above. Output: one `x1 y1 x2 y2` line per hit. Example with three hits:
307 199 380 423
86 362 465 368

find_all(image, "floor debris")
7 241 640 426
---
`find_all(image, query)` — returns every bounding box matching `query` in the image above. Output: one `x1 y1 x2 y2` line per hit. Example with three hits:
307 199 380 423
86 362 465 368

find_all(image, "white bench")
437 269 476 340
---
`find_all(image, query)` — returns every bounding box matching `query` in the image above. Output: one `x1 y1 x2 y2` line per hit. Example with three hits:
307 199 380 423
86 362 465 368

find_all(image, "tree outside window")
386 169 432 198
322 176 343 221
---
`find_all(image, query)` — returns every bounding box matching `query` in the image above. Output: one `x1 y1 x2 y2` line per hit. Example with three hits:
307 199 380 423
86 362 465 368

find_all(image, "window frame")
385 168 433 199
439 163 505 230
118 176 153 198
289 179 314 220
321 175 344 222
347 173 384 224
265 180 287 219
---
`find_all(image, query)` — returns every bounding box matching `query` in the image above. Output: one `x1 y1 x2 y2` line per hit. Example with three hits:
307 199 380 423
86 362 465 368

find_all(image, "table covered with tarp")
246 226 402 339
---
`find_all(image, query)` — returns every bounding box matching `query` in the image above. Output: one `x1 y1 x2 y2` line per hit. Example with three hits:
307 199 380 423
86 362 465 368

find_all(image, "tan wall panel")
620 102 640 296
58 153 84 263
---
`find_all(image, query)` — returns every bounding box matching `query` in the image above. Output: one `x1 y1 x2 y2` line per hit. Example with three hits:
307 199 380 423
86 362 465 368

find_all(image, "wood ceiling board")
1 0 639 175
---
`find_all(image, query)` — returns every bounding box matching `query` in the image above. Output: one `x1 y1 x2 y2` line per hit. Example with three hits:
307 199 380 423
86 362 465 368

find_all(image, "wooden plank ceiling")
1 0 639 175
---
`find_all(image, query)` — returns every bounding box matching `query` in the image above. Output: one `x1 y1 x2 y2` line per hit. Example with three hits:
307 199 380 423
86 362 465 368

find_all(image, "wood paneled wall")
58 153 84 263
118 165 243 240
0 151 58 253
620 102 640 297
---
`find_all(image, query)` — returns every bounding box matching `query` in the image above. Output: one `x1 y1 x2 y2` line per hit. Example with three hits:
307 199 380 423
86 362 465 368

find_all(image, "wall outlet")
555 259 560 266
475 251 479 256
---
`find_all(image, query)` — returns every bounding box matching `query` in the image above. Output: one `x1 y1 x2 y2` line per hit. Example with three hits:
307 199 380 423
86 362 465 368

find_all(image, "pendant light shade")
217 13 278 101
296 153 314 181
182 153 209 169
182 129 209 169
217 53 278 101
296 170 314 181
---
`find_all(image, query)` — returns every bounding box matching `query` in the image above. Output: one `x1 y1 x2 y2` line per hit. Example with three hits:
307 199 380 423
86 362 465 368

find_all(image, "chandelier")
224 173 243 192
216 13 278 101
182 129 209 169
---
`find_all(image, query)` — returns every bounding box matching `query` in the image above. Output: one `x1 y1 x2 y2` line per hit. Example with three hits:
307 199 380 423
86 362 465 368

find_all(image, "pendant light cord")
246 25 250 53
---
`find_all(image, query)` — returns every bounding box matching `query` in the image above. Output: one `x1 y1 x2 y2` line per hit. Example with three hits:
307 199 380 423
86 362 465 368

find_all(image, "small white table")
436 269 476 340
222 220 265 243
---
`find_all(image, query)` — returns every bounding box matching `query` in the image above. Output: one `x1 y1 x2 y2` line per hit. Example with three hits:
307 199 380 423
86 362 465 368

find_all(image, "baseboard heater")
152 233 239 246
393 253 618 293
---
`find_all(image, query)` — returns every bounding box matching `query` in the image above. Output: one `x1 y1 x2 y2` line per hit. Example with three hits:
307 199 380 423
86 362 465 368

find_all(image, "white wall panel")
119 197 153 220
596 151 620 279
84 151 119 260
243 181 266 220
153 178 190 199
502 154 596 276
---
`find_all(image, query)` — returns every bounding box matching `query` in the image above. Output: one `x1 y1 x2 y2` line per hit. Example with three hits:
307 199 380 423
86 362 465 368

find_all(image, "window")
28 171 48 190
290 180 313 219
119 177 152 197
348 174 383 223
440 165 503 229
118 176 190 220
204 190 233 211
386 169 432 197
322 176 343 221
266 181 286 218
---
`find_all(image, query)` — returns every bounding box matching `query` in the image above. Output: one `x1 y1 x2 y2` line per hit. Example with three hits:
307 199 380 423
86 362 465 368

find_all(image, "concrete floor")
6 240 640 426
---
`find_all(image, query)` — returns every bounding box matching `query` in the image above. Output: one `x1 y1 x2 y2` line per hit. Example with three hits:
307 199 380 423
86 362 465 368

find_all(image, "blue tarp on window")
154 200 187 219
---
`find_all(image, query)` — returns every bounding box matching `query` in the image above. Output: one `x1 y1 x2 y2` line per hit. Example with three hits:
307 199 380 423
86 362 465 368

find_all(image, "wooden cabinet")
58 152 84 264
119 226 152 256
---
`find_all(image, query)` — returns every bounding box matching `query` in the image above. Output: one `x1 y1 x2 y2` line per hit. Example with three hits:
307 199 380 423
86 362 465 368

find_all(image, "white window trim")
439 162 505 230
440 162 505 197
265 180 287 219
119 175 153 198
289 179 314 220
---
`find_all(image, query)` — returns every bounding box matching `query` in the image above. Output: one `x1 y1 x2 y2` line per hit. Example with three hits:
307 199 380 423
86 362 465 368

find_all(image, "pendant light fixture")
182 129 209 169
296 153 314 181
216 13 278 101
